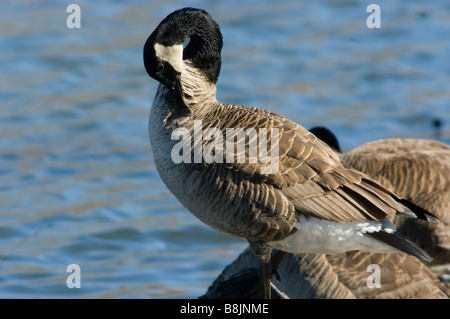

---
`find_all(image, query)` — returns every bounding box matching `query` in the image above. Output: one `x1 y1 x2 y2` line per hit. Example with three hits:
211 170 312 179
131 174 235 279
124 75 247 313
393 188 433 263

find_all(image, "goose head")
143 8 223 107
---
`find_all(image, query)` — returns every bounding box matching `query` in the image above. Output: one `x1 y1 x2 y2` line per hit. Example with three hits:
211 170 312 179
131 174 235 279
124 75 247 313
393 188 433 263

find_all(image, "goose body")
149 85 429 257
144 8 437 297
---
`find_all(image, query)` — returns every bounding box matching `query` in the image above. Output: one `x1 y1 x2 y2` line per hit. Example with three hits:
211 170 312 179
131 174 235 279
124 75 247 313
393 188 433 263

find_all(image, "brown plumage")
159 101 437 242
204 249 449 299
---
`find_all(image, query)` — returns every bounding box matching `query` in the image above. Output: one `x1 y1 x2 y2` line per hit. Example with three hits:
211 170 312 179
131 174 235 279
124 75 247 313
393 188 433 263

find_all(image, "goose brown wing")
213 104 408 223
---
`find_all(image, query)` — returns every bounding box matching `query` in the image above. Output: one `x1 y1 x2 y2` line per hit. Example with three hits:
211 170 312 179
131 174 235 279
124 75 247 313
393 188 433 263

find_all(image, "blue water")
0 0 449 298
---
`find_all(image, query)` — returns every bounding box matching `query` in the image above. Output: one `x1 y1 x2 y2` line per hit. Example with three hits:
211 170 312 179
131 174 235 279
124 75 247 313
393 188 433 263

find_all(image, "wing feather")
200 104 412 233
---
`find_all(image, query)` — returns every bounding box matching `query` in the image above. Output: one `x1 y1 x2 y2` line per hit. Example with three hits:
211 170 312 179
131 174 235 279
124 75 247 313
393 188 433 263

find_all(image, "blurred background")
0 0 449 298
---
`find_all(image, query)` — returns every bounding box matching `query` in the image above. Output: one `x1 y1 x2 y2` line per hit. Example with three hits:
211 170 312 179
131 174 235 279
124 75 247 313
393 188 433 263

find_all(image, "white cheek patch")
154 43 184 73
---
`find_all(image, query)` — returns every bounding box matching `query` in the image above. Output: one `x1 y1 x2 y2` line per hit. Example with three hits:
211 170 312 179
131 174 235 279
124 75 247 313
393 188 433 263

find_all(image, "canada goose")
144 8 437 298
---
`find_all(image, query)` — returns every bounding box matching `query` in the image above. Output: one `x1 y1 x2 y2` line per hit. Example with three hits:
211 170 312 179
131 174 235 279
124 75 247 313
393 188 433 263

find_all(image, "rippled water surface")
1 0 449 298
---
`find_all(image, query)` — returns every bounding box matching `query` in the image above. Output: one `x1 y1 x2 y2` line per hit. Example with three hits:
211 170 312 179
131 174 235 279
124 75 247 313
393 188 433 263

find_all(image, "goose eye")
156 63 164 72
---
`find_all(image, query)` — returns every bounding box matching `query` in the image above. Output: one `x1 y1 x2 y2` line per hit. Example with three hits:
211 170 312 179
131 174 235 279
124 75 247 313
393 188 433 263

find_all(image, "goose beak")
173 75 186 108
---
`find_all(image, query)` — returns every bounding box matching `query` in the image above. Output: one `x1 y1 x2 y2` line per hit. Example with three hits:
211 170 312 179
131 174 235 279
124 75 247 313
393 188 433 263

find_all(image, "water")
0 0 449 298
